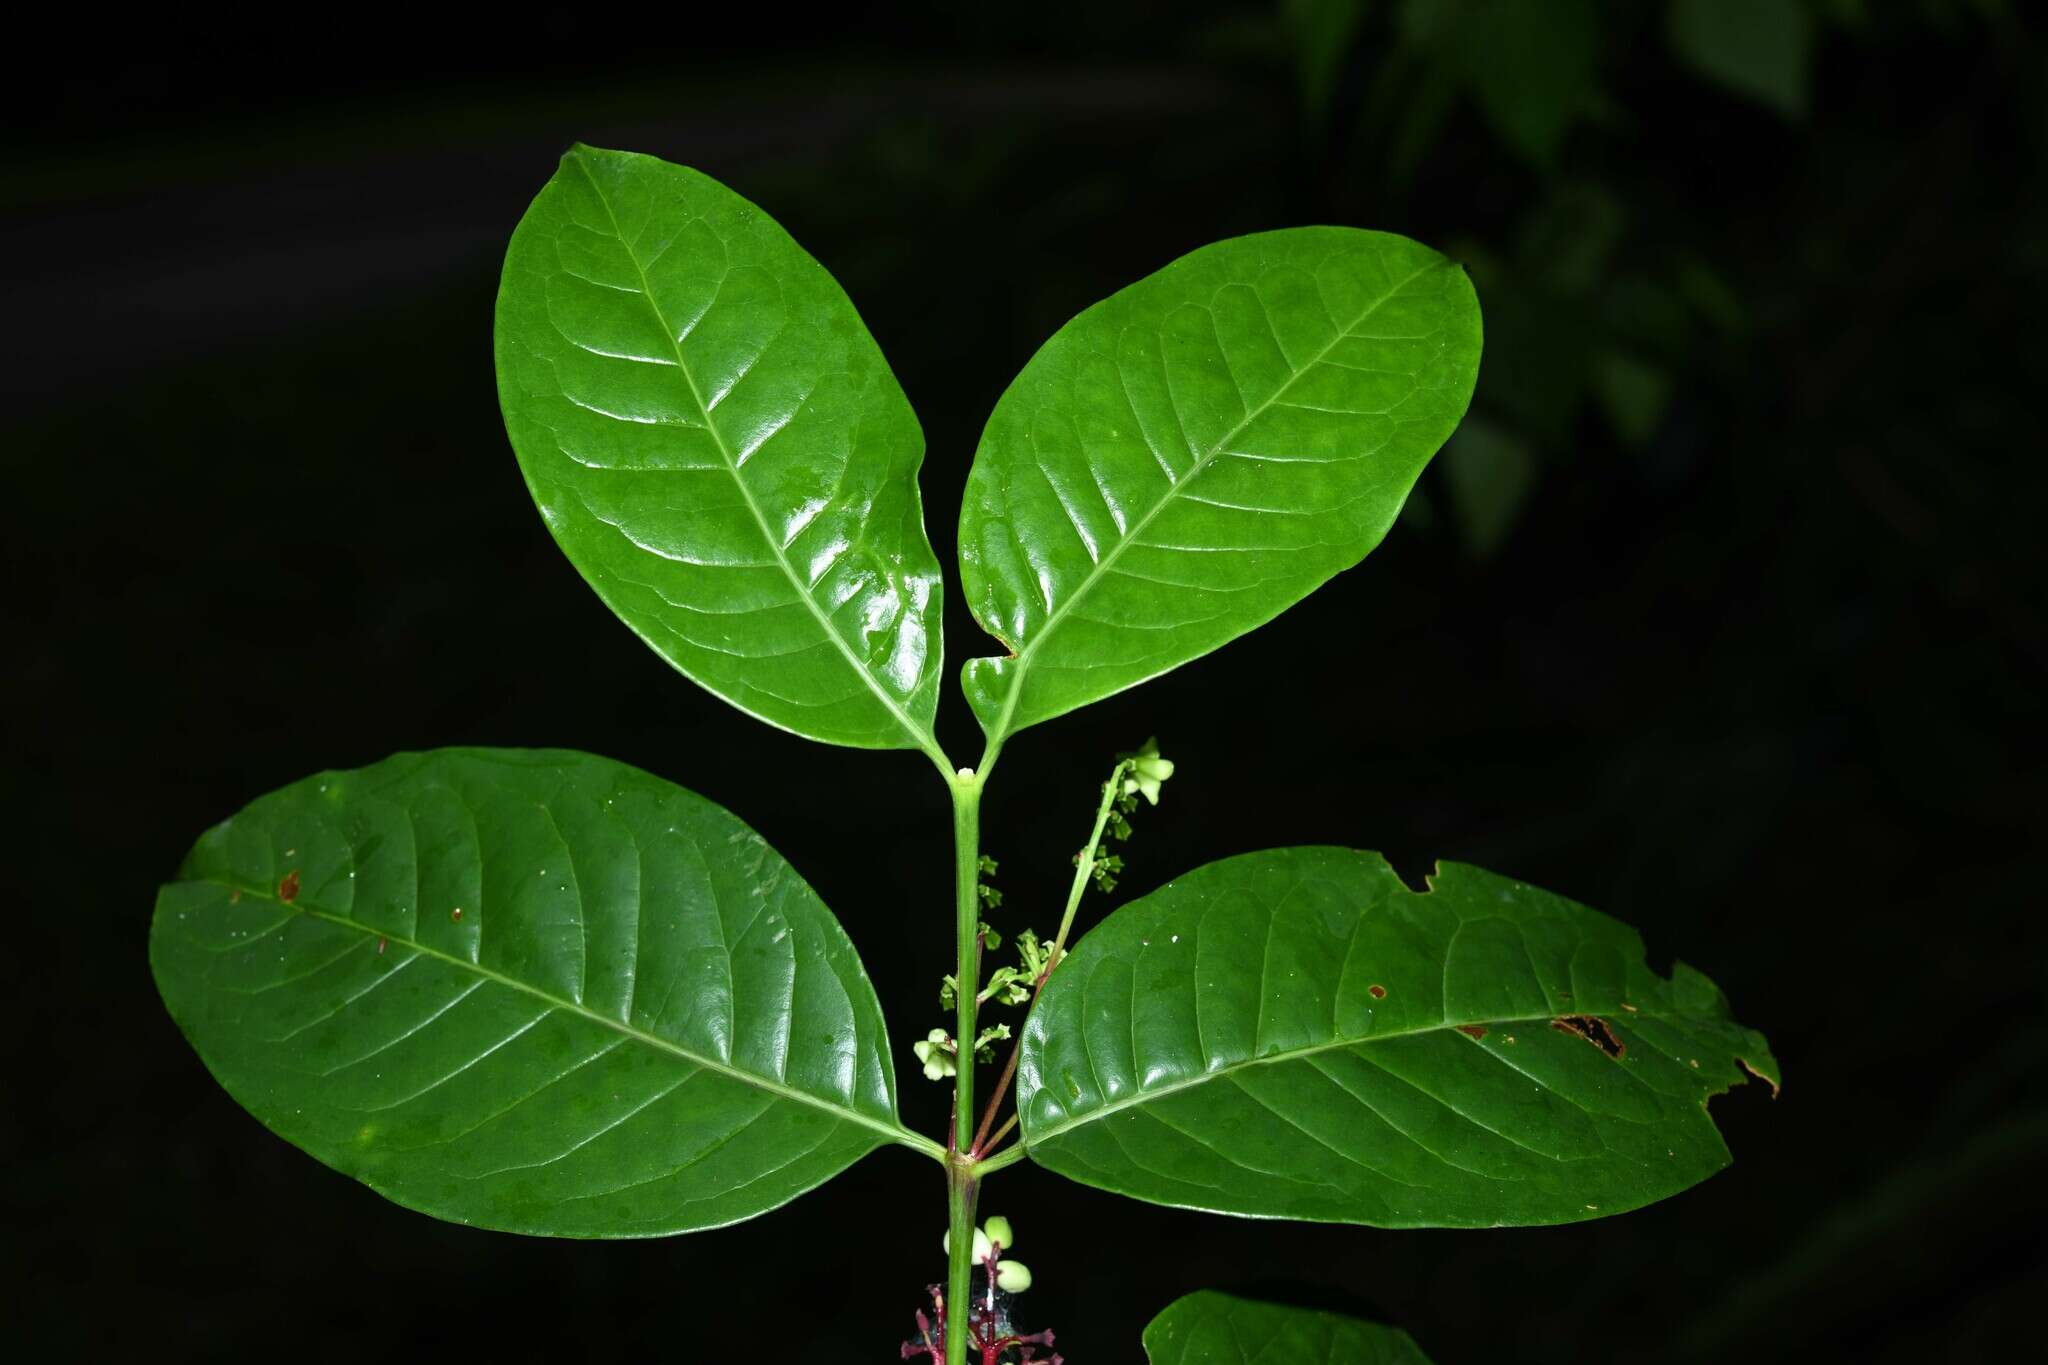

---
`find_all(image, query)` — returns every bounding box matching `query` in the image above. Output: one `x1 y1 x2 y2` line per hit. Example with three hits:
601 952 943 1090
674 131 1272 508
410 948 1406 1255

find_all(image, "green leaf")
958 229 1481 742
495 146 945 756
1145 1291 1434 1364
150 748 925 1237
1017 848 1777 1227
1669 0 1814 119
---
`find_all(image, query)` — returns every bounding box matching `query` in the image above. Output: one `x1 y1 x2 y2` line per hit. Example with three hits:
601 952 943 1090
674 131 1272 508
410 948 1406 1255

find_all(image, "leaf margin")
1016 845 1779 1228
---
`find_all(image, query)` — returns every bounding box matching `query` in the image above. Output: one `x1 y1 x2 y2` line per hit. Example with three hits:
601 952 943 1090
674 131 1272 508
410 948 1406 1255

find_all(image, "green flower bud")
1016 928 1051 979
995 1259 1032 1292
982 1215 1013 1250
973 1022 1011 1062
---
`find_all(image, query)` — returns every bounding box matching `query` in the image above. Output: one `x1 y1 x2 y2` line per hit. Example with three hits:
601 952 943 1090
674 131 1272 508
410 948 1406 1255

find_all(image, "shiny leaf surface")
1144 1291 1433 1365
496 146 945 754
1018 848 1778 1226
957 227 1480 741
150 748 917 1237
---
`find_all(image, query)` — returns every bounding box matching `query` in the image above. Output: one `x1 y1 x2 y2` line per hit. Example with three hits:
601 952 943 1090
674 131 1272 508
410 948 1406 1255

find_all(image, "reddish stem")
969 960 1057 1154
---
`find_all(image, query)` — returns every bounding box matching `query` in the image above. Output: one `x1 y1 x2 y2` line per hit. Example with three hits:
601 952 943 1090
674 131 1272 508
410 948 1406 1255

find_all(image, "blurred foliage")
1212 0 2019 558
1669 0 1815 116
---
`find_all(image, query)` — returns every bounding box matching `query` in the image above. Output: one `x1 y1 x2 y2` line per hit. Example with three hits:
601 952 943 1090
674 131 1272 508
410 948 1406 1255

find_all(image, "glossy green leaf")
150 748 922 1237
1018 848 1778 1227
495 146 945 756
957 228 1480 742
1144 1291 1434 1365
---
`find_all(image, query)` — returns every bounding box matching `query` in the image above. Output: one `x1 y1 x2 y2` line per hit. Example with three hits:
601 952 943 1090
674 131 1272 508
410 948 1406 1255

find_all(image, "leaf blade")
1018 848 1777 1227
150 748 923 1237
958 227 1481 741
496 146 945 755
1144 1291 1434 1365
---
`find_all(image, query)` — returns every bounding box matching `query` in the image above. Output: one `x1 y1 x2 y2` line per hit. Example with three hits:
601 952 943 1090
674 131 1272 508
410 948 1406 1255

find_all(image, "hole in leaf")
1550 1014 1626 1059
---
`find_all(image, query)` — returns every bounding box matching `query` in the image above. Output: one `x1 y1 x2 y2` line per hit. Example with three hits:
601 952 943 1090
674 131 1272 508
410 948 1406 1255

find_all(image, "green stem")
968 756 1133 1158
946 771 984 1365
1046 759 1133 971
951 775 982 1156
945 1157 978 1365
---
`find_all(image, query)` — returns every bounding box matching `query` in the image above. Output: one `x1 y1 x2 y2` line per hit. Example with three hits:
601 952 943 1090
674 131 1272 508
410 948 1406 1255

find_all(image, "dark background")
6 2 2043 1359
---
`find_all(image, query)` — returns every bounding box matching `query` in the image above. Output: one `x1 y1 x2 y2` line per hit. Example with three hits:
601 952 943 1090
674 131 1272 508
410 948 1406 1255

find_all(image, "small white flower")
1122 739 1175 805
912 1028 956 1082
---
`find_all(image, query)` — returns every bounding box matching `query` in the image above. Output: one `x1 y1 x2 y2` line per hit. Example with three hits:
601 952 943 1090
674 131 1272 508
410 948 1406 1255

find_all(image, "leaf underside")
958 227 1481 741
1018 848 1778 1227
496 145 944 751
150 748 906 1237
1144 1291 1434 1365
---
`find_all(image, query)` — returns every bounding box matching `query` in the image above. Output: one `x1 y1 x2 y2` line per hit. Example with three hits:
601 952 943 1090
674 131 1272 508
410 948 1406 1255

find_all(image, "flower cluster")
917 741 1174 1083
902 1216 1059 1364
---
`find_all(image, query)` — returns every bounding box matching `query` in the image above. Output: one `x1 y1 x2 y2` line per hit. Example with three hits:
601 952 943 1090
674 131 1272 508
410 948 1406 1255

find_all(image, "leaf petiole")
970 1140 1029 1178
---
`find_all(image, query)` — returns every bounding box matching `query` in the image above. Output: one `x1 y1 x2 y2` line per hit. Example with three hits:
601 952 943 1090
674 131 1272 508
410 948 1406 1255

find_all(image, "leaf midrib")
194 874 944 1161
1023 1006 1654 1147
984 258 1442 743
569 152 944 766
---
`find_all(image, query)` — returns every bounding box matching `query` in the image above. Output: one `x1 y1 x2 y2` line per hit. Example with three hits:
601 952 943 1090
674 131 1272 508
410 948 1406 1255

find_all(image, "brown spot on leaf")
228 889 242 905
450 907 464 922
277 870 301 904
376 938 387 955
1456 1024 1488 1040
1619 1002 1639 1012
1368 984 1387 999
1550 1014 1626 1059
